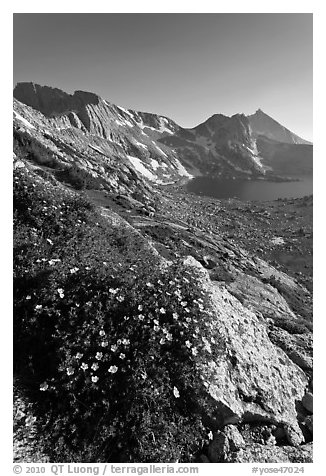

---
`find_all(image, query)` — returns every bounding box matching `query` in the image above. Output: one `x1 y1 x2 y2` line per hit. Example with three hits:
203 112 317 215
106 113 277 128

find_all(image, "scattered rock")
208 425 245 462
265 434 277 446
304 415 313 434
273 426 286 442
284 424 305 446
225 442 313 463
201 255 216 269
302 392 313 413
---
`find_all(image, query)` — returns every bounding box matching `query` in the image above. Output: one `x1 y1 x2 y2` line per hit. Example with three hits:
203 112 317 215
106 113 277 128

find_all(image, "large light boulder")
182 256 308 436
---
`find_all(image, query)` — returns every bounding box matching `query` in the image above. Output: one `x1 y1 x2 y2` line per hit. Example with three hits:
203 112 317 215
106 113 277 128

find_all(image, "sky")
13 13 313 141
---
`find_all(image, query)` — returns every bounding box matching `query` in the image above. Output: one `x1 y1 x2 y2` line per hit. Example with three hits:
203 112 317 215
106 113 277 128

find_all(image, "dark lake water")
186 176 313 201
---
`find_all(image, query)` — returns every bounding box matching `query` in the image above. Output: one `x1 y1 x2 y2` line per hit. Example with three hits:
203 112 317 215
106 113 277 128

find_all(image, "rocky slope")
256 136 313 176
13 84 313 463
14 82 312 182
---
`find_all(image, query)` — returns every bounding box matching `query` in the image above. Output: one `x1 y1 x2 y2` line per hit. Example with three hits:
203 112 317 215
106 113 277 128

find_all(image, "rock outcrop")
206 424 312 463
181 256 308 441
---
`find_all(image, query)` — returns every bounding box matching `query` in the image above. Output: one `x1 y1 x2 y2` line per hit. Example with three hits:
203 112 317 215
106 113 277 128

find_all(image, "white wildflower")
69 267 79 274
173 386 180 398
40 382 48 391
108 365 118 374
57 288 64 298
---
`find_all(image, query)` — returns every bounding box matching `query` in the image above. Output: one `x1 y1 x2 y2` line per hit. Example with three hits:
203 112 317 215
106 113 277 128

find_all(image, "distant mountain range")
13 82 312 193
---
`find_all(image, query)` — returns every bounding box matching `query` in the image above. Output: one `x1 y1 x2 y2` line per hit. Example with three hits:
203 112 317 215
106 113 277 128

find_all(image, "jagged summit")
248 108 311 145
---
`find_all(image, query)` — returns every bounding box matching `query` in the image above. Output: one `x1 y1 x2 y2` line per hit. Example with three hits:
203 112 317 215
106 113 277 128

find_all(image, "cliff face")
14 82 100 117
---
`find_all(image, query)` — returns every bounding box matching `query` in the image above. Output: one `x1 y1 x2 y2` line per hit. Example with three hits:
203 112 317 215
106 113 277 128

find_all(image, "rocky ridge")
14 82 313 182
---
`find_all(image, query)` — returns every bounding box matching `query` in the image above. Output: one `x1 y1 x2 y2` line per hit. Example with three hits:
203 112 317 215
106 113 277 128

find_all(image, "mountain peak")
248 109 311 145
254 108 265 115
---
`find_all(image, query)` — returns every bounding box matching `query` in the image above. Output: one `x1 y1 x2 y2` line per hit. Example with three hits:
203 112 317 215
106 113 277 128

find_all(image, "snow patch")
152 142 168 157
150 159 160 170
139 123 159 132
173 158 193 178
251 154 264 169
14 111 35 129
156 180 176 185
123 119 134 128
115 119 125 127
137 117 174 135
159 118 174 134
127 156 157 181
118 106 135 120
89 145 108 156
134 140 148 150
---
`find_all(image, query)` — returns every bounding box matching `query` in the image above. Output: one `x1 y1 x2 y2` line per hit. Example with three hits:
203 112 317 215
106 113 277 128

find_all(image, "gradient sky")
13 13 313 141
